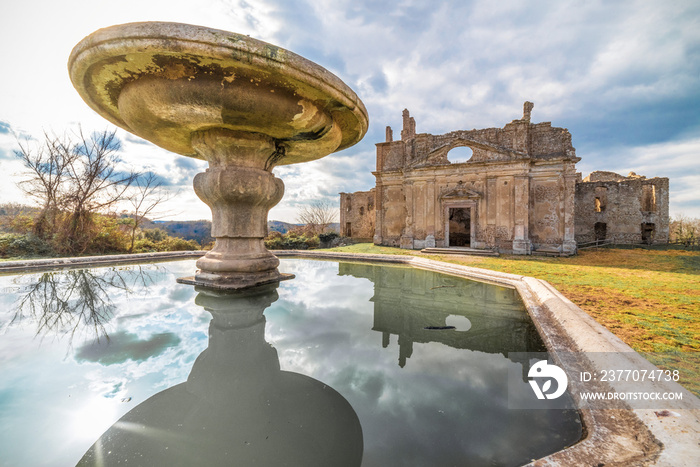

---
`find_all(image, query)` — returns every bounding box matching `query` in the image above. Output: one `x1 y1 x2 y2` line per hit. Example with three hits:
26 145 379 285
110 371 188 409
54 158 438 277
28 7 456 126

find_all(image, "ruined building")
575 171 669 245
339 188 375 240
340 103 669 255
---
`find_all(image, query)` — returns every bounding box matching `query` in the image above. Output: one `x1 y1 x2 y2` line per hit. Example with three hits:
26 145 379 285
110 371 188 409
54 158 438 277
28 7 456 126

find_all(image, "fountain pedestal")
69 21 368 289
185 129 290 288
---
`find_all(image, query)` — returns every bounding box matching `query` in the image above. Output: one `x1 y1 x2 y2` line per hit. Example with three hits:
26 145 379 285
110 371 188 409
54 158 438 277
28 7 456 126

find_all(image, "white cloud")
0 0 697 221
578 137 700 217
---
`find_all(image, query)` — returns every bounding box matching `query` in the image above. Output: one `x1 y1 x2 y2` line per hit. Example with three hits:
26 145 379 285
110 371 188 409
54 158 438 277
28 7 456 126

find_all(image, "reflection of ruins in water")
339 263 544 369
78 282 363 467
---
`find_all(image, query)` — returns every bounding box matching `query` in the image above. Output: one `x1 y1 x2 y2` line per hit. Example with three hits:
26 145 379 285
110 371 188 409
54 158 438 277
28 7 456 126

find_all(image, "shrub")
85 214 132 254
319 231 340 248
302 235 320 249
265 231 319 250
143 228 169 242
132 238 158 253
0 233 52 258
282 236 310 250
8 213 36 234
155 236 201 251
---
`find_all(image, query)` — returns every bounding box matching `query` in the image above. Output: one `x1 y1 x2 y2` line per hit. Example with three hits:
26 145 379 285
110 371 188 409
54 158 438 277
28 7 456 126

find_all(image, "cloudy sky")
1 0 698 221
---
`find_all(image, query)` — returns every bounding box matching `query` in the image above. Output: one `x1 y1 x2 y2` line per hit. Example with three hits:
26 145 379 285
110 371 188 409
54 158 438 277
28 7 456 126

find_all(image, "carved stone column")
373 177 384 245
189 129 287 288
562 170 579 255
400 181 414 249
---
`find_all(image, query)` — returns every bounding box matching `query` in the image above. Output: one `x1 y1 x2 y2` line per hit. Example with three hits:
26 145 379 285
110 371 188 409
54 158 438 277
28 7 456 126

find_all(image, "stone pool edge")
1 249 697 466
0 250 206 274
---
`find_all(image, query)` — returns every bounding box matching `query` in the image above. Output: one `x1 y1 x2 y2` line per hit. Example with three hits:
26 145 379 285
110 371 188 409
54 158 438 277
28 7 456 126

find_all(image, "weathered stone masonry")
575 171 669 245
339 188 375 240
373 102 579 254
341 102 669 254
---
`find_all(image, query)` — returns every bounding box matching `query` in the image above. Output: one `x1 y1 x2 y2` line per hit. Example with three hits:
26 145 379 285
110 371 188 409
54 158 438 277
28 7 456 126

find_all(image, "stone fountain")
68 22 368 289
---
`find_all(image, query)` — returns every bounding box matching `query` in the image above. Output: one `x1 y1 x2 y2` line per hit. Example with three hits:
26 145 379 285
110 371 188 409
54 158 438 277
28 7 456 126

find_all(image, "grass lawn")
324 243 700 394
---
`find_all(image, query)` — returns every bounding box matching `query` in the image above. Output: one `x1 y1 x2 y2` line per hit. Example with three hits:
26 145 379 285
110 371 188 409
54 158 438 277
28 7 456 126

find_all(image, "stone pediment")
439 185 482 200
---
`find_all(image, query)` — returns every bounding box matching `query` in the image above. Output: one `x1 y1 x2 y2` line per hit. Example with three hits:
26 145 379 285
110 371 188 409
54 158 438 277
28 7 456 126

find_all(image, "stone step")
420 247 500 257
532 247 564 257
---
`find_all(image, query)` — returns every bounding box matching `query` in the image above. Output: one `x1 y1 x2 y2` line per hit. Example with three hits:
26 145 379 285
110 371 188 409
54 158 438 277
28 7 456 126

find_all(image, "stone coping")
0 250 206 274
1 249 697 465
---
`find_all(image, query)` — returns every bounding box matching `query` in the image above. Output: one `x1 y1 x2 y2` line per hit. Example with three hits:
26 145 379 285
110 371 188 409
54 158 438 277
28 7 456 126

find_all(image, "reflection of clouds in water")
3 262 210 397
0 259 580 466
167 283 197 303
277 259 375 311
86 375 129 399
270 259 374 364
272 259 580 466
79 336 206 399
72 267 208 393
326 347 577 466
0 261 207 466
74 330 181 365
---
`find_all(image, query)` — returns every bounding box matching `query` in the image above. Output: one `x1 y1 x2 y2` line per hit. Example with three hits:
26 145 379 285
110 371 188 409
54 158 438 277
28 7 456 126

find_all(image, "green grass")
324 243 700 395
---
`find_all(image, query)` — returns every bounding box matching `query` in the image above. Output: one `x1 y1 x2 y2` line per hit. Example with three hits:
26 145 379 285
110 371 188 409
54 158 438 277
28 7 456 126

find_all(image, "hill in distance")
144 219 306 244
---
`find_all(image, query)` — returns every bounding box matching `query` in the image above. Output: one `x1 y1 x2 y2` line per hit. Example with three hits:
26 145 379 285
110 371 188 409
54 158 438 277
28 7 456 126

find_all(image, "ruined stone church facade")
340 103 669 255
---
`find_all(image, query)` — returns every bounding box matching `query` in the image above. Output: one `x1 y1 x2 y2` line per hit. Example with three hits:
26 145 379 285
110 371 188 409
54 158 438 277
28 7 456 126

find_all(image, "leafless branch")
296 200 338 235
126 172 176 252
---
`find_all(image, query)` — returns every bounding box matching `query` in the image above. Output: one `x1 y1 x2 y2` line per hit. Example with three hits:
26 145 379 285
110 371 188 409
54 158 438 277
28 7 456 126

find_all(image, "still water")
0 259 581 466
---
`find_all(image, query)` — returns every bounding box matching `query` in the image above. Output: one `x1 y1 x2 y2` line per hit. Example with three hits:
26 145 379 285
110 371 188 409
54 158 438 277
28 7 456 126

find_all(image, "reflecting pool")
0 259 581 466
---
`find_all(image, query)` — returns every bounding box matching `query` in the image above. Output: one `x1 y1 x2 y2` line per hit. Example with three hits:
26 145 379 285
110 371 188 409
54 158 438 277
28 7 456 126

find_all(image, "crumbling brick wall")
574 172 669 244
339 189 376 240
372 103 579 254
347 103 670 254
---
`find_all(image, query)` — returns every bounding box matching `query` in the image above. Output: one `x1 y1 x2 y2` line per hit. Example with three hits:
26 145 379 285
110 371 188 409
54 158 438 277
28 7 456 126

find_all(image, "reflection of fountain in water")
78 282 363 467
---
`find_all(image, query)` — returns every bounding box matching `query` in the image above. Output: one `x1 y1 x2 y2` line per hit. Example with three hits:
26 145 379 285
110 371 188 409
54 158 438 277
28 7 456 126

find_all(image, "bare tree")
15 128 139 254
296 200 337 235
15 132 76 237
63 129 138 253
670 214 699 247
126 172 175 252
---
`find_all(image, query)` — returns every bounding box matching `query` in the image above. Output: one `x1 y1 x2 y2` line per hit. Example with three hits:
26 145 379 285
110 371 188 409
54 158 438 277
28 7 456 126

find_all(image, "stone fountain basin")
68 22 368 164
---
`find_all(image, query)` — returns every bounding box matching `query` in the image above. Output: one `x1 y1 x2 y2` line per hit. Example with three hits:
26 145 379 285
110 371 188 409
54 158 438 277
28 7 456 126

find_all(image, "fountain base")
176 272 294 291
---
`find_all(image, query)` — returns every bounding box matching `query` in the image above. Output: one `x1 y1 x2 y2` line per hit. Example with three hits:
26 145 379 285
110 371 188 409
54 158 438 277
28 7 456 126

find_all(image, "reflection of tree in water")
9 265 163 346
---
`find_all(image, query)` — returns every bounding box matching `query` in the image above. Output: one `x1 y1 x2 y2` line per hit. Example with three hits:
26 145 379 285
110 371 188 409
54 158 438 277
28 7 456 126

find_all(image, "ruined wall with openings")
370 102 579 255
342 102 670 255
339 189 375 240
574 172 669 244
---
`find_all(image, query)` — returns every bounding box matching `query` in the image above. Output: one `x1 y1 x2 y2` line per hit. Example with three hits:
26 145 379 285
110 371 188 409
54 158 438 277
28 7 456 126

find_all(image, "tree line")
2 129 199 257
2 127 348 259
